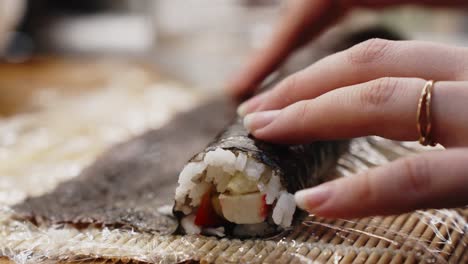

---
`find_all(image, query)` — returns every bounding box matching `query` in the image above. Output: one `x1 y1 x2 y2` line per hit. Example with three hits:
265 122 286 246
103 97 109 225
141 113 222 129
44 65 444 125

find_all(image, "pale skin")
227 0 468 219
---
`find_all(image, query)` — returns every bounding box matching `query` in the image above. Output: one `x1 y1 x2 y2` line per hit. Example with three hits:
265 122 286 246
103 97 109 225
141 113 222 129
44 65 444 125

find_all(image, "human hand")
226 0 467 99
239 39 468 218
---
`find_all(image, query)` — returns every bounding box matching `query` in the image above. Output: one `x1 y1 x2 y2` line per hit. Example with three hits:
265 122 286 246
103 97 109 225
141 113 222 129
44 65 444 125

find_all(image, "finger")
295 148 468 219
227 0 344 99
244 78 468 147
238 39 468 114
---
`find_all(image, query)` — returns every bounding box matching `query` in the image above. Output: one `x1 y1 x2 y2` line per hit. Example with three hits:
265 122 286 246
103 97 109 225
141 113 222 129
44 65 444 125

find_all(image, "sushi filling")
175 148 296 235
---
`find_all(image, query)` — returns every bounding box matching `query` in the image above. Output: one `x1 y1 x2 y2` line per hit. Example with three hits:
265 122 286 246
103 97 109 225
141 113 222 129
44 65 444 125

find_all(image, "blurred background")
0 0 468 208
1 0 468 90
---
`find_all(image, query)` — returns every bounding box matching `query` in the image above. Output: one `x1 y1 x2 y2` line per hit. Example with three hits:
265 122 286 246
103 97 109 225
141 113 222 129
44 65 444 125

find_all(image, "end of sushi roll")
174 147 296 237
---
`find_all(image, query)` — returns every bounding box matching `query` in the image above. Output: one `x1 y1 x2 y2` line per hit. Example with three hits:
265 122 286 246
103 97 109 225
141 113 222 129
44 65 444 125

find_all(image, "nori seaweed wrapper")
189 117 349 193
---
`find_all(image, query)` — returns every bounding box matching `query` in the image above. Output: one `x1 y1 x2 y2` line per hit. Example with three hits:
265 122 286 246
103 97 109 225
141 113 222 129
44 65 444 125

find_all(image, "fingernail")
237 92 269 116
237 102 250 116
243 110 280 133
295 184 332 212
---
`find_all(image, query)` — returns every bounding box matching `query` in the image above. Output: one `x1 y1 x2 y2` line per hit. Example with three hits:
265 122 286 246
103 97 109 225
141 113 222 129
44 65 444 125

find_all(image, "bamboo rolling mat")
1 208 466 263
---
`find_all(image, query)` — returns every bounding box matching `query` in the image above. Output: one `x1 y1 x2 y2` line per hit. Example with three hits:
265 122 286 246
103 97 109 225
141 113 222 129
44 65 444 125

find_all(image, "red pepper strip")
260 194 269 219
194 192 224 227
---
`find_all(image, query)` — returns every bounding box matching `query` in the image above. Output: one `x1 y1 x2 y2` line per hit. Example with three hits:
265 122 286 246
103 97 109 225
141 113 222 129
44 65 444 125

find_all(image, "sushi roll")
174 117 348 237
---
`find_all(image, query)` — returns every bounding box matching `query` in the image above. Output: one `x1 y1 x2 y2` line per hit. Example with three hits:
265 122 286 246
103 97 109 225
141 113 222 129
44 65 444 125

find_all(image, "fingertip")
237 102 249 117
242 113 255 132
294 189 309 211
236 91 270 117
243 110 280 133
294 184 333 213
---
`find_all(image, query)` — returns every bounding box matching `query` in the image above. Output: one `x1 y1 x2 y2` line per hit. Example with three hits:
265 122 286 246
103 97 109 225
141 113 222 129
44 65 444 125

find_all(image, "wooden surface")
0 57 160 116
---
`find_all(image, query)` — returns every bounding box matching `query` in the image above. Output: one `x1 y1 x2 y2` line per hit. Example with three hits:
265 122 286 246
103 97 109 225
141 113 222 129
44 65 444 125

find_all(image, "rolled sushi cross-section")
175 148 295 236
174 117 347 237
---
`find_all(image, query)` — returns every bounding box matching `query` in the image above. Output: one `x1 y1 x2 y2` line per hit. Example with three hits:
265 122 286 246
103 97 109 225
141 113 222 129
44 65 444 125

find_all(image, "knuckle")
290 100 310 138
273 74 300 106
360 77 400 107
400 157 432 194
347 38 392 65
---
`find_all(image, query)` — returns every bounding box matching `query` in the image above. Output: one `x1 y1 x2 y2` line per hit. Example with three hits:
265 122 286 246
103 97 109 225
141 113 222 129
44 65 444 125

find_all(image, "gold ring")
416 80 437 146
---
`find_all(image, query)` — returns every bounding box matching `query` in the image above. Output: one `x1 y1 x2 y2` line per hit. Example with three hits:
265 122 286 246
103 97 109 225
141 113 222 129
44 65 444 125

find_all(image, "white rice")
272 191 296 227
156 205 174 216
204 148 237 174
175 162 207 202
258 174 281 205
180 215 201 235
234 152 247 171
244 158 265 180
203 227 226 237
